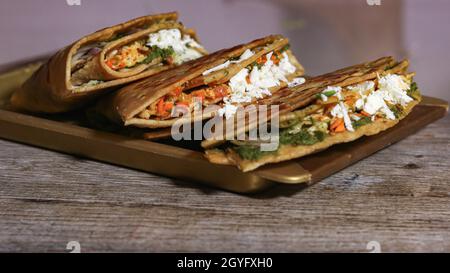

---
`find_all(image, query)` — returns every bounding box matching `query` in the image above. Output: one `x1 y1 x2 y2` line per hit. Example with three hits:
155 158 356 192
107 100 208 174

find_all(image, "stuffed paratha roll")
10 12 207 113
96 35 305 129
204 56 422 172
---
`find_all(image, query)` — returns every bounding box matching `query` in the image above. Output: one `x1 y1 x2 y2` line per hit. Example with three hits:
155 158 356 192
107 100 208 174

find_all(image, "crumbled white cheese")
321 94 329 102
202 49 254 76
351 114 361 121
218 51 297 118
330 104 342 118
347 81 375 95
227 68 253 104
217 103 238 120
239 49 255 60
363 92 385 115
249 52 282 89
355 98 364 110
278 52 297 75
147 29 204 64
176 47 204 64
340 102 354 132
363 91 396 120
347 75 411 120
202 61 232 75
330 102 354 131
380 104 396 120
377 74 413 106
288 77 305 88
348 81 375 110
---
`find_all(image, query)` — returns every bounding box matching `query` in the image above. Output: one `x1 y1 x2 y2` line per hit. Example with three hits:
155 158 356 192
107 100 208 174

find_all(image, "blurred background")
0 0 449 100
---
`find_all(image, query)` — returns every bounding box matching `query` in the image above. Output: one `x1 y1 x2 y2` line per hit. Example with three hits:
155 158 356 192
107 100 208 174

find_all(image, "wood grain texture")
0 115 449 253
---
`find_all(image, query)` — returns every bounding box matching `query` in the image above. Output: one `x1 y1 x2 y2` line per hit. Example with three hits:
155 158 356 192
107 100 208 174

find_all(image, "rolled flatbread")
96 35 305 129
204 57 422 172
10 12 207 113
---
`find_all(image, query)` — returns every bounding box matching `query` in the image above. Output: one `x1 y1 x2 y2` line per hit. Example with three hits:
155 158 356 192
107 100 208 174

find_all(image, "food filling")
105 28 204 71
71 26 152 74
138 47 304 120
231 73 421 160
71 28 205 88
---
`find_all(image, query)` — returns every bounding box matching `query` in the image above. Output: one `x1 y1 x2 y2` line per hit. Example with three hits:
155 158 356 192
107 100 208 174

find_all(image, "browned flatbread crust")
142 128 174 140
226 98 420 172
10 12 205 113
70 21 202 86
98 35 304 128
203 56 420 171
205 149 233 165
201 56 406 149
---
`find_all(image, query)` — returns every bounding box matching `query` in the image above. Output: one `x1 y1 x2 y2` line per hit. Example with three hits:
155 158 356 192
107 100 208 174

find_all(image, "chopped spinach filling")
246 46 289 70
247 61 263 70
279 44 291 53
389 104 405 119
384 62 398 71
234 146 276 161
233 80 420 161
280 129 325 146
315 90 336 99
352 116 372 129
141 46 175 64
407 82 421 100
234 127 326 160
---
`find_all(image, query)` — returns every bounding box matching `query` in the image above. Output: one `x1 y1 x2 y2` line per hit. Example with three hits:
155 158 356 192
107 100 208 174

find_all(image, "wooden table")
0 114 449 253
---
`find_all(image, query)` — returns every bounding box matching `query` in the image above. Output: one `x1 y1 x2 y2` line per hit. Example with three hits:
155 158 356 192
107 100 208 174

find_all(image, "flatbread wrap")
10 12 207 113
204 56 422 172
95 35 305 130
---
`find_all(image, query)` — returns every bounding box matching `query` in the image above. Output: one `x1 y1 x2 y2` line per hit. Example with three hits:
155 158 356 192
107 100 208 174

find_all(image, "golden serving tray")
0 61 448 193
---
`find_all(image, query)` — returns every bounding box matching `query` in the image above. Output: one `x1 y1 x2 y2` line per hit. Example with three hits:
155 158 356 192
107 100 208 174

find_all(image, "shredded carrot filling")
105 41 149 70
254 51 282 66
142 84 231 119
138 49 286 120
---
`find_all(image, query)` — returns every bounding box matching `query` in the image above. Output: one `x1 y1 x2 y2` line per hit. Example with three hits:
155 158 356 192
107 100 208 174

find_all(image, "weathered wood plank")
0 115 449 252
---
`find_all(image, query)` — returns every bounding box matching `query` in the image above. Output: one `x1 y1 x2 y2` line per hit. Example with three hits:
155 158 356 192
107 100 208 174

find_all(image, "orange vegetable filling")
148 84 231 119
105 41 149 70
